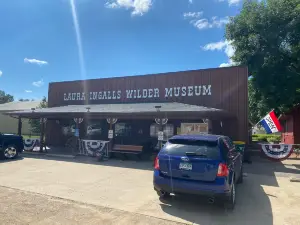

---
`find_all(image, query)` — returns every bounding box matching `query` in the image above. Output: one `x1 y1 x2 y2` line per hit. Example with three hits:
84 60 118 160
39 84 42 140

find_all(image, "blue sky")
0 0 243 101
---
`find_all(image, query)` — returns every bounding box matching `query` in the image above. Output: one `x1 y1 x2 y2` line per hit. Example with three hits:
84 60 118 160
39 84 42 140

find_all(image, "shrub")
267 136 281 143
252 134 281 142
257 136 268 142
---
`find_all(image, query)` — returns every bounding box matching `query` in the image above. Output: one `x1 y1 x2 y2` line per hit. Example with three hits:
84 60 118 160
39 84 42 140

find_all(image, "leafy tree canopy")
0 90 14 104
19 98 30 102
226 0 300 122
29 97 48 134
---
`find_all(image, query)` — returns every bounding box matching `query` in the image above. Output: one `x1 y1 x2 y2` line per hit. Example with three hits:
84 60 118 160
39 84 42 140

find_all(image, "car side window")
224 137 233 150
219 138 229 158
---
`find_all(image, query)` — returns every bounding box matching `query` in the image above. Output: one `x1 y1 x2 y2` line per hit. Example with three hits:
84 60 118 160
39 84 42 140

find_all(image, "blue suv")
153 134 243 209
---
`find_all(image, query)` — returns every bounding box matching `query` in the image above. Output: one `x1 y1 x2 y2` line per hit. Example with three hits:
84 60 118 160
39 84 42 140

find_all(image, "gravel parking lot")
1 155 300 225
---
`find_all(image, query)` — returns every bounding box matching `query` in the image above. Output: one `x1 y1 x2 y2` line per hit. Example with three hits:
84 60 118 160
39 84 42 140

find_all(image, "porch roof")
5 102 235 120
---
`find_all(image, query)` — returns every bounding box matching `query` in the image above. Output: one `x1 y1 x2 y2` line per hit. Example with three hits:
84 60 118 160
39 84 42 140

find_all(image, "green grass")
22 135 40 139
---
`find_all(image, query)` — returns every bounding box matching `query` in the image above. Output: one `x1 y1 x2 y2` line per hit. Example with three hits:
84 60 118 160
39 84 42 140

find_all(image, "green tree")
226 0 300 122
0 90 14 104
19 98 30 102
29 97 48 134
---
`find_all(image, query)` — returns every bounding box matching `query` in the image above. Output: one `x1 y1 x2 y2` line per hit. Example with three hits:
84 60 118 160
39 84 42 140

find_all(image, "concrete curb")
46 154 75 158
21 152 75 159
290 177 300 182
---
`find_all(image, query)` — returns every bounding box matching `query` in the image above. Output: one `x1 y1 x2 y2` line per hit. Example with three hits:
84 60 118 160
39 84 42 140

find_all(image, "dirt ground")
1 155 300 225
0 186 182 225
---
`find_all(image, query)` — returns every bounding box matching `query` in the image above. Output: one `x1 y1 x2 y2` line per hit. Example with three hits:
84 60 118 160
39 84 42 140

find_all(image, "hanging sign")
63 85 212 102
260 144 294 161
181 123 208 134
158 131 164 141
108 130 114 139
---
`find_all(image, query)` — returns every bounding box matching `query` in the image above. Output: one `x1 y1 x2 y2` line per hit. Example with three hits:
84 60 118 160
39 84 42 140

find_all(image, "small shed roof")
5 102 235 120
0 101 41 112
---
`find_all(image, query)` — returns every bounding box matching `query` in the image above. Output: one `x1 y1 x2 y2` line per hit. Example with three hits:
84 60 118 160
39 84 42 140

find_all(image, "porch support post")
159 113 163 149
109 120 113 152
73 118 83 155
155 105 163 150
39 118 45 152
106 118 117 155
18 116 22 136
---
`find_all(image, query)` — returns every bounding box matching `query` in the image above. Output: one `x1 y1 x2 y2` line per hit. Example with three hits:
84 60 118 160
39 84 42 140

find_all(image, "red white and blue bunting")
24 138 40 151
80 140 109 157
260 144 294 161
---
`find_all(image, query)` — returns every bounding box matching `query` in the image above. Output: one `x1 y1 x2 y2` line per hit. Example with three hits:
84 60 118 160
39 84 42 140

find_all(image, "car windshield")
163 139 220 159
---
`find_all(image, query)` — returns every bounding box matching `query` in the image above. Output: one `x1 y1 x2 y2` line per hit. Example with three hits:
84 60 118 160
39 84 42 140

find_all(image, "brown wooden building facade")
45 66 248 145
7 66 249 152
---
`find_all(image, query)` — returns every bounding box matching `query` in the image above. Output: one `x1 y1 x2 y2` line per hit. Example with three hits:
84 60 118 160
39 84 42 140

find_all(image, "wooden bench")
111 144 143 154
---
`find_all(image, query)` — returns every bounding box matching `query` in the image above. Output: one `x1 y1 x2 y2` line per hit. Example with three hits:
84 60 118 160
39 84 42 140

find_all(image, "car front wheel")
1 145 19 160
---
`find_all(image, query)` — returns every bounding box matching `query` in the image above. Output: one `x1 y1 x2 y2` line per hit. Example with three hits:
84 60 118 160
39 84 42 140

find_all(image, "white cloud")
202 40 229 51
191 16 229 30
25 90 33 93
105 0 152 16
228 0 241 5
0 70 2 77
183 12 203 19
219 0 241 6
202 40 237 67
219 62 232 67
24 58 48 66
32 79 44 87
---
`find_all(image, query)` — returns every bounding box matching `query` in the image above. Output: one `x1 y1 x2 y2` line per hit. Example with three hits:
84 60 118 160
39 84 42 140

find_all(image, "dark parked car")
0 133 24 159
153 134 243 209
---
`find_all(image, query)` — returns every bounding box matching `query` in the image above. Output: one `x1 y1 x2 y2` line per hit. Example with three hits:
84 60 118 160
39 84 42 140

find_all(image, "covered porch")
6 102 237 159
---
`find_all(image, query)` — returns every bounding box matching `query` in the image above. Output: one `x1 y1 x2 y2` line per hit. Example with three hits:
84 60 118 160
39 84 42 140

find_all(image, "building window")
115 123 132 137
86 122 102 136
150 123 174 140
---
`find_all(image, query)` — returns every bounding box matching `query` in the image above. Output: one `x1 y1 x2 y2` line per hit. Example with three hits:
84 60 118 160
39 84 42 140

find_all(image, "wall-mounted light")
31 108 35 113
86 107 91 112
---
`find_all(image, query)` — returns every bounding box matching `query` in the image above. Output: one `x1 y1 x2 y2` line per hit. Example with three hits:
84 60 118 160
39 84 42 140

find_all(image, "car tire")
156 190 171 198
224 180 236 210
1 145 19 160
237 166 243 184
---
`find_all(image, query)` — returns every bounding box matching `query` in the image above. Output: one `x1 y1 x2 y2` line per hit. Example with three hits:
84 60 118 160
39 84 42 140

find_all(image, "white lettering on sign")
63 85 212 101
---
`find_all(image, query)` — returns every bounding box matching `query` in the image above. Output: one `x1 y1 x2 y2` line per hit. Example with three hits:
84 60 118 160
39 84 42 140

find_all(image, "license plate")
179 163 192 170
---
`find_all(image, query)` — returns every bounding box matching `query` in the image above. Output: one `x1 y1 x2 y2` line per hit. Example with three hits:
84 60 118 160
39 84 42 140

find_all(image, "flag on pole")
259 110 282 134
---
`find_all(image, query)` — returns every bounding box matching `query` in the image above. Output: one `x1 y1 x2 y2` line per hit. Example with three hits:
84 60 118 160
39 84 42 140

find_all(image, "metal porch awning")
5 102 235 120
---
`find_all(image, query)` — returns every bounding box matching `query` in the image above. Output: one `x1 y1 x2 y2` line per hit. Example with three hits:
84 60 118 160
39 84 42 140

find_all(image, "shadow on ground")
244 156 300 183
158 177 273 225
0 157 24 163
